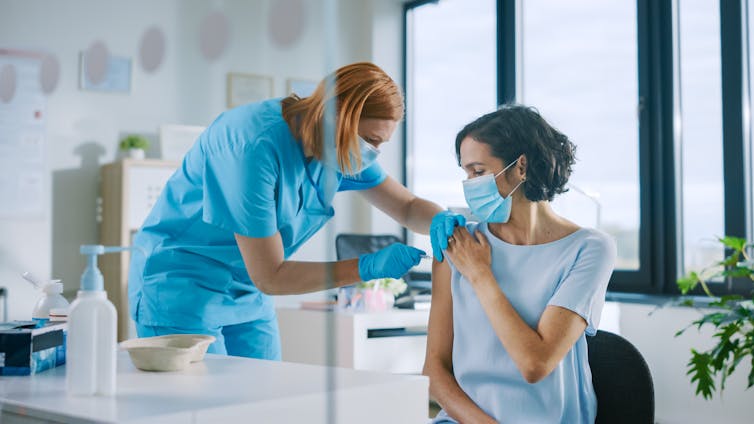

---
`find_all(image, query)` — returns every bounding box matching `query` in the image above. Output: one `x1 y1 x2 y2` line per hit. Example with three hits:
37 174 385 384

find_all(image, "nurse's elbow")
253 278 277 295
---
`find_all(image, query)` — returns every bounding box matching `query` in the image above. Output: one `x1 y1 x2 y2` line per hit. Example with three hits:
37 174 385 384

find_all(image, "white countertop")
0 352 428 424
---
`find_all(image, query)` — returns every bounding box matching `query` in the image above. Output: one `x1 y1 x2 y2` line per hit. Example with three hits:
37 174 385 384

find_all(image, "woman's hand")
445 227 494 285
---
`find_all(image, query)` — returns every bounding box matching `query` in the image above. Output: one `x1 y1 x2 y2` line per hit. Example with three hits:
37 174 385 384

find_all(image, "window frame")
402 0 752 298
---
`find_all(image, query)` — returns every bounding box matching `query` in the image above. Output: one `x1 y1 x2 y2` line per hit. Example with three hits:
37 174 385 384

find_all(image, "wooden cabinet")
99 159 178 340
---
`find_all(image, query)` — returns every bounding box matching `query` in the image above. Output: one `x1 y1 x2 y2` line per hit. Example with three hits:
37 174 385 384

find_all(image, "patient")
424 105 616 424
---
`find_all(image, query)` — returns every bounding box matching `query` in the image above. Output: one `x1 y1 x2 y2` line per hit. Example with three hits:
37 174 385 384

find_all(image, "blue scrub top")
433 223 616 424
128 99 387 328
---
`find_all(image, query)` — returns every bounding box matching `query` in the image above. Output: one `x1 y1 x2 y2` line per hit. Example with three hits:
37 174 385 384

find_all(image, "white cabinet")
276 307 430 374
99 159 178 340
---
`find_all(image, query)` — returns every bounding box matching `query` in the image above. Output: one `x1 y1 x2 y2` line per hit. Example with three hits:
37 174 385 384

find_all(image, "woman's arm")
235 232 361 295
361 176 442 235
446 227 587 384
423 258 497 424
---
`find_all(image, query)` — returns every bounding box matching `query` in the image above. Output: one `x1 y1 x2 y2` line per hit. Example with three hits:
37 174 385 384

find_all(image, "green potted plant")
119 135 150 160
675 236 754 399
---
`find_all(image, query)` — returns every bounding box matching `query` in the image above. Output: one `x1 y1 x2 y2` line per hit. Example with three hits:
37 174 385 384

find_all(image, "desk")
0 352 428 423
277 307 430 374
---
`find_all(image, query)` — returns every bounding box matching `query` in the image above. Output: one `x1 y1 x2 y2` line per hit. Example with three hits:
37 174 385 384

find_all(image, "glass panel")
521 0 640 269
406 0 496 270
743 1 754 254
679 0 725 274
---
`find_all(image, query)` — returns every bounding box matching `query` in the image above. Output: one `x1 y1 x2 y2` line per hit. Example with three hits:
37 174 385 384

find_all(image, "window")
520 0 640 270
405 0 752 297
678 0 725 276
405 0 496 271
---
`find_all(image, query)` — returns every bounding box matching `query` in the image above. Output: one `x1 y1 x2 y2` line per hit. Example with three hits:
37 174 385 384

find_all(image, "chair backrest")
335 233 403 261
586 330 655 424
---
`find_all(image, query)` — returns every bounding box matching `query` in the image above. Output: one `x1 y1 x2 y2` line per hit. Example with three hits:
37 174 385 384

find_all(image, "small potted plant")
119 135 150 160
675 236 754 399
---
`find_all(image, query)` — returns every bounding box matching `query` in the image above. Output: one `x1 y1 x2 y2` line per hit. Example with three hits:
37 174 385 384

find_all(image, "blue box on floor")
0 321 66 376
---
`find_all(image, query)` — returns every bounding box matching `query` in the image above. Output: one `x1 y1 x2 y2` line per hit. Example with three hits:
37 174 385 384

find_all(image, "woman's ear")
516 155 528 179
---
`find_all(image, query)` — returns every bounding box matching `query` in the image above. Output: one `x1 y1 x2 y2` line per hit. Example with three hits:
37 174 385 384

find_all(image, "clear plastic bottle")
66 245 127 397
22 272 70 325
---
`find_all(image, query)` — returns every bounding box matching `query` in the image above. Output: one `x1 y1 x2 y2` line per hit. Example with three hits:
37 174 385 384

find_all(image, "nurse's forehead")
359 118 395 139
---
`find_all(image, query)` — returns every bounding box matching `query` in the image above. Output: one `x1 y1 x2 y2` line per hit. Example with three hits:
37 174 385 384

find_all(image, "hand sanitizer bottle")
66 245 129 396
22 272 70 326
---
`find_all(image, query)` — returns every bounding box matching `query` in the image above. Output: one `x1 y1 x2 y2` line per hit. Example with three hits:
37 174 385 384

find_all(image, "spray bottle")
22 272 70 326
66 245 130 396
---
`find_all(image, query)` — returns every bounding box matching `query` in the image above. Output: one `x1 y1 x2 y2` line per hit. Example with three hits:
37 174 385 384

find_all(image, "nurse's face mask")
321 136 380 175
462 157 524 223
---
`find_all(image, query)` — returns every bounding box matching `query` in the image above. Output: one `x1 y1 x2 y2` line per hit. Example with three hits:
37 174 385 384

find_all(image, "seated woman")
424 105 616 424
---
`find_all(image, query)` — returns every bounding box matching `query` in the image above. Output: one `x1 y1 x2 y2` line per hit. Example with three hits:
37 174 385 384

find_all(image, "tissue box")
0 321 66 376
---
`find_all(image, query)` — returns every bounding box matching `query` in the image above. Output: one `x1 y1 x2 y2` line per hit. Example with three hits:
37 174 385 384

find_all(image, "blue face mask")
462 158 524 223
321 136 380 175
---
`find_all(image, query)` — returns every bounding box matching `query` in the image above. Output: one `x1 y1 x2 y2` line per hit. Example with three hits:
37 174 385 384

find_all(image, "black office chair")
335 233 418 288
335 233 404 261
586 330 655 424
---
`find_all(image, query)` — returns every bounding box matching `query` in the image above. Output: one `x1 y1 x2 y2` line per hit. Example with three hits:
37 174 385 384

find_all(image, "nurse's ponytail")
282 62 404 172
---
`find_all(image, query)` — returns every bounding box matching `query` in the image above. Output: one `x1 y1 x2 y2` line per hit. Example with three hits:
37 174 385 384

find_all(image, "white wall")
617 303 752 424
5 1 748 422
0 0 396 318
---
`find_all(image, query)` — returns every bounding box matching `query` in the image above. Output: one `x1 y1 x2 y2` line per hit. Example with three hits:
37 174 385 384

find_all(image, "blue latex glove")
358 243 426 281
430 211 467 262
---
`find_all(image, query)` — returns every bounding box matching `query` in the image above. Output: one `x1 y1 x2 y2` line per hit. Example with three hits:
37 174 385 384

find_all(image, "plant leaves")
675 298 695 308
720 236 746 251
678 235 754 399
687 349 715 399
693 312 729 329
711 323 740 373
721 251 741 267
721 267 753 278
709 295 744 308
677 272 699 295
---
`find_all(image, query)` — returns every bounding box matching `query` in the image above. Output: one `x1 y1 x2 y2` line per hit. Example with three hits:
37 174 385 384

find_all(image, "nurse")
128 62 452 359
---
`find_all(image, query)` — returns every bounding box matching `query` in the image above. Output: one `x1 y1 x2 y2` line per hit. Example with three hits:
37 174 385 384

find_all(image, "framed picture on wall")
79 53 132 93
159 124 206 161
226 72 273 108
286 78 318 97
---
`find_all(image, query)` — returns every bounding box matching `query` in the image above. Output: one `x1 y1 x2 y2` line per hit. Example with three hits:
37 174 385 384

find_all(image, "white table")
278 307 430 374
0 352 428 424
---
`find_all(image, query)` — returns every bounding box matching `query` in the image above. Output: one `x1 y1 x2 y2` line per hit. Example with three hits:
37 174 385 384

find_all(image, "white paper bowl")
119 334 216 372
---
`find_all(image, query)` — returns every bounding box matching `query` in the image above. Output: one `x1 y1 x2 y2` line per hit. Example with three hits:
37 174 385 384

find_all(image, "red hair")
282 62 404 172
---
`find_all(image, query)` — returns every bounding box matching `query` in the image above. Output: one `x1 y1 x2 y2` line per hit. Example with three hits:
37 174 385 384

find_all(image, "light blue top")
128 99 387 328
434 223 616 424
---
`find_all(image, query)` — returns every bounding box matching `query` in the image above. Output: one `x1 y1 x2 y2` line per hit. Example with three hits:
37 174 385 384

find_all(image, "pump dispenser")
66 245 130 397
22 272 69 324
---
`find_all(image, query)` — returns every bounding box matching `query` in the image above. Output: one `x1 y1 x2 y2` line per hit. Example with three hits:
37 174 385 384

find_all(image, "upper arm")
360 175 418 224
546 234 617 335
424 258 454 373
235 232 285 291
535 305 588 366
534 233 617 370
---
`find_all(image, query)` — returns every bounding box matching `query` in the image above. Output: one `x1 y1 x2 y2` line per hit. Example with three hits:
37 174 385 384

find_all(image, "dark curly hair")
455 104 576 202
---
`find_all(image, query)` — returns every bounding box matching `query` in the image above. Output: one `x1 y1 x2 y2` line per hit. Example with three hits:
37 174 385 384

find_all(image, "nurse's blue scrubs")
128 99 387 359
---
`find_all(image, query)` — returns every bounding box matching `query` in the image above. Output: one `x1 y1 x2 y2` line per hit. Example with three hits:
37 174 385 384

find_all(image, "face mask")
321 136 380 175
462 158 524 223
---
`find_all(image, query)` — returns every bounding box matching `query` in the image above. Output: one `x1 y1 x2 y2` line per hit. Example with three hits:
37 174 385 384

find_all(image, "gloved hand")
430 211 467 262
358 243 426 281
